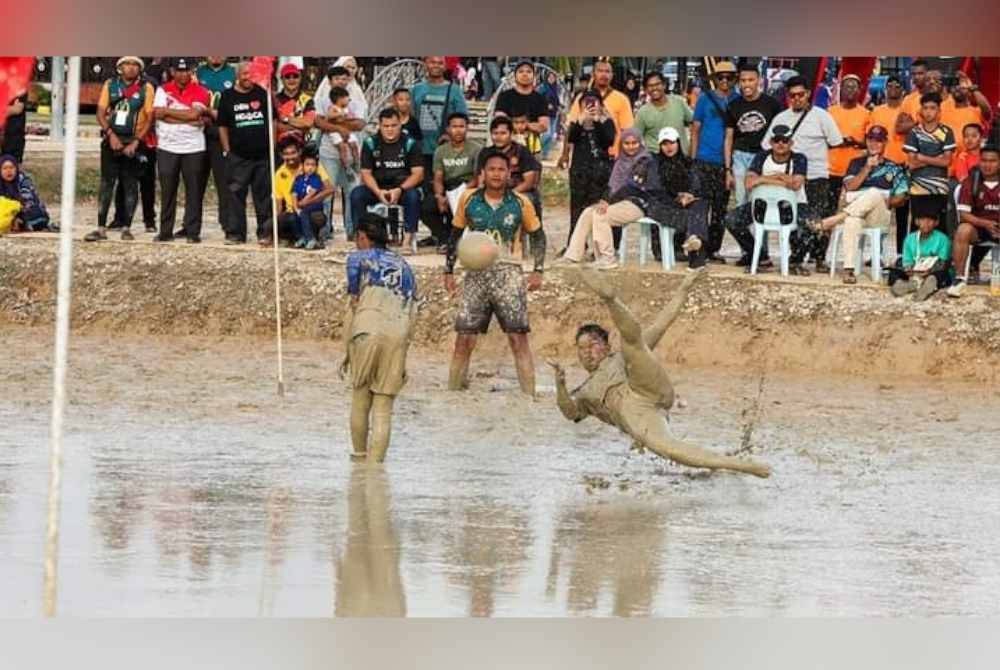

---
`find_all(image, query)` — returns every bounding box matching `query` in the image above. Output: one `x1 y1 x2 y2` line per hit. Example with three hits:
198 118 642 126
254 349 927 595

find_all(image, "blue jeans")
732 150 768 257
298 204 325 241
350 185 421 234
319 153 359 238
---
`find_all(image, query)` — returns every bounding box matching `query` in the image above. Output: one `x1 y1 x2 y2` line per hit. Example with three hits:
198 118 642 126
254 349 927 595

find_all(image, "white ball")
458 232 500 271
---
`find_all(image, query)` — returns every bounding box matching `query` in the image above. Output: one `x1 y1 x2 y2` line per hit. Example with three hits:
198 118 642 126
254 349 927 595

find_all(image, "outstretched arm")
642 270 706 349
548 360 584 422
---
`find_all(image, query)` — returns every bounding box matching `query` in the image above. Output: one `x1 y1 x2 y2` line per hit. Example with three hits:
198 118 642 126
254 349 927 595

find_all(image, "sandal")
842 271 857 285
789 263 811 276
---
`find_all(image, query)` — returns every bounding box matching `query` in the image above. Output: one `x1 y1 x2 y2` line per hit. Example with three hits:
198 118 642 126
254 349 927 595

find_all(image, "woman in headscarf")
555 127 656 269
538 70 561 158
0 154 51 233
557 91 616 250
648 127 708 269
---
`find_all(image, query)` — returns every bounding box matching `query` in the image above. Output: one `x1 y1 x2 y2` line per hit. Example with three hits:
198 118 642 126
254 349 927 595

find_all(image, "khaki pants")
841 188 891 270
566 201 644 262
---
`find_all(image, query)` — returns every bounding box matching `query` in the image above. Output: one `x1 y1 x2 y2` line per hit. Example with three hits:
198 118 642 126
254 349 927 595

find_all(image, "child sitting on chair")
889 198 952 301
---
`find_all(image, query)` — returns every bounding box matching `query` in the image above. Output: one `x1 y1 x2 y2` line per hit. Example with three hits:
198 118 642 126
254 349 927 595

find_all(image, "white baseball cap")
658 127 680 144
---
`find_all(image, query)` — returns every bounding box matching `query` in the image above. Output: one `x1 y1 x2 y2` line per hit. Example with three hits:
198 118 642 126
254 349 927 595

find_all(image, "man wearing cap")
691 61 740 264
817 125 909 284
827 74 871 215
763 75 843 272
870 74 911 255
495 60 549 151
85 56 155 242
275 62 316 146
195 57 236 236
152 58 211 243
725 124 820 275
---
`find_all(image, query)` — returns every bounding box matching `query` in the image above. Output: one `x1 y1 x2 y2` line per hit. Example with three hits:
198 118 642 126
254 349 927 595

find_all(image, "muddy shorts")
348 332 409 396
455 262 530 334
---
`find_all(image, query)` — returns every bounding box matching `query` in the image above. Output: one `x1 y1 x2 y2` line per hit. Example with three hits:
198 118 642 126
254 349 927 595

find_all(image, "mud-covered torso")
572 353 629 426
346 248 416 339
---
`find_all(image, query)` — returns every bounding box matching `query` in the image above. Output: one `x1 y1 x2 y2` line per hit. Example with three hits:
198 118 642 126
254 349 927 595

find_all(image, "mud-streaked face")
576 333 610 372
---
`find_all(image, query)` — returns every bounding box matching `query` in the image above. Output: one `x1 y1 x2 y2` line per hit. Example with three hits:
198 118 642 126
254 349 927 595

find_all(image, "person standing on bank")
342 216 419 464
152 58 211 243
217 61 278 245
195 56 236 237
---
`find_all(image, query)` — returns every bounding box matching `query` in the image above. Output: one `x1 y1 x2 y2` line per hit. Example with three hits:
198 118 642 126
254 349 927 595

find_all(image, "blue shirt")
346 248 417 302
693 90 739 164
292 172 324 203
411 80 468 156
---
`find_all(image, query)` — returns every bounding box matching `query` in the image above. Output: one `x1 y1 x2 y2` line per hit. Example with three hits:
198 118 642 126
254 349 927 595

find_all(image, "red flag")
247 56 276 90
0 57 35 130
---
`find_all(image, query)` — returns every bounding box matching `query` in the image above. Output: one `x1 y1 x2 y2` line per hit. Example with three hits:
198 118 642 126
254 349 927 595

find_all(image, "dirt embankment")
3 238 1000 383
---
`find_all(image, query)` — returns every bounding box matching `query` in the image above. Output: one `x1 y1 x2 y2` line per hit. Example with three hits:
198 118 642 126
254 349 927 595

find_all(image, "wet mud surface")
2 329 1000 616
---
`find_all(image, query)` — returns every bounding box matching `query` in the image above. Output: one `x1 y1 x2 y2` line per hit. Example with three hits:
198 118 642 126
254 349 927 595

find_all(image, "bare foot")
744 461 771 478
578 267 616 300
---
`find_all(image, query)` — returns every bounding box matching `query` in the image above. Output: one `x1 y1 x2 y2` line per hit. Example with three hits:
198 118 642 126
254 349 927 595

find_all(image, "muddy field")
2 326 1000 616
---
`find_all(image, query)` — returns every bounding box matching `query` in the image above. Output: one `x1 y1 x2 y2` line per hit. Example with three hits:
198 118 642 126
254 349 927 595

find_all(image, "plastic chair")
749 184 798 276
828 225 887 282
618 217 676 271
963 241 1000 281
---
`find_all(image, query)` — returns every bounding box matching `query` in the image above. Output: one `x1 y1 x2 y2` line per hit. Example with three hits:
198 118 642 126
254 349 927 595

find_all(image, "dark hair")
920 92 942 106
490 116 513 133
328 86 350 103
447 112 469 124
392 87 411 97
576 323 609 345
277 135 303 152
785 75 809 91
981 143 1000 155
886 74 903 86
642 71 664 87
357 214 389 247
962 123 984 136
301 153 319 164
302 142 320 160
378 107 400 121
479 147 510 167
738 62 760 75
911 59 929 70
510 110 529 120
327 66 349 78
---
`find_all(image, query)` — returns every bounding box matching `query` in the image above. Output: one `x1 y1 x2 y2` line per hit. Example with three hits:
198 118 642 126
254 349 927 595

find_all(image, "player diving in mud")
548 269 771 478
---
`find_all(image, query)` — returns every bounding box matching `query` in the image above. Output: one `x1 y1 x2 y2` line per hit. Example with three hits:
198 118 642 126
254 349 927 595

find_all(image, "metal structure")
485 61 571 121
363 58 426 130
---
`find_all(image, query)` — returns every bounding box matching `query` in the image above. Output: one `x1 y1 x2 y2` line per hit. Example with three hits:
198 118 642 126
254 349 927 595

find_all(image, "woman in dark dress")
648 127 709 269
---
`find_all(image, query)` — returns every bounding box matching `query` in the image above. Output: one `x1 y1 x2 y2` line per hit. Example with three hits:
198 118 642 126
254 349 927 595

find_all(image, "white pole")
264 60 286 396
51 57 65 142
43 56 81 618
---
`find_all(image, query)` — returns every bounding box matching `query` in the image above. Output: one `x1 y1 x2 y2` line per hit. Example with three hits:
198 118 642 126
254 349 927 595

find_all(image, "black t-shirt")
361 134 423 189
726 94 783 154
475 142 540 190
3 94 28 140
401 115 424 143
495 88 547 122
217 85 275 161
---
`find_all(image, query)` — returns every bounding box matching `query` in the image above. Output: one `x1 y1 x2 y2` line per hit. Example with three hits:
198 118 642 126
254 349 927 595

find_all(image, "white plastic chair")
749 184 798 276
828 226 887 282
953 182 1000 281
618 217 676 271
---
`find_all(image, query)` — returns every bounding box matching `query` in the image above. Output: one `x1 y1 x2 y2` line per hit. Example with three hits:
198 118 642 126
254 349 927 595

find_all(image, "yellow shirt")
568 88 635 157
273 163 332 212
827 104 870 177
869 103 908 165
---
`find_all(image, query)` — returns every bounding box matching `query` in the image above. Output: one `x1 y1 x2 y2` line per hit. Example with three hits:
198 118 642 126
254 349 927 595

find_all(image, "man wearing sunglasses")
763 75 844 272
275 63 316 145
690 61 740 264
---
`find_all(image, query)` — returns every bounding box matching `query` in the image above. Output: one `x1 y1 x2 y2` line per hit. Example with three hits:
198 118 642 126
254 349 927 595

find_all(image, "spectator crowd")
2 56 999 300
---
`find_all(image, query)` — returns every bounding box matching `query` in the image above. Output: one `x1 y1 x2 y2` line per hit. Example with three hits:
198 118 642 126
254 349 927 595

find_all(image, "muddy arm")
555 378 585 422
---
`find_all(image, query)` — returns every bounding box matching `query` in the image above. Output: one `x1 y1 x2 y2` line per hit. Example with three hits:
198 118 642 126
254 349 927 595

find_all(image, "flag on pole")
0 57 36 129
247 56 276 90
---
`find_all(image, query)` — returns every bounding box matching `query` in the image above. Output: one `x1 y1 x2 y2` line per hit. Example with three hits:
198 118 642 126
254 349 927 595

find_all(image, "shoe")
107 220 125 230
84 228 107 242
437 244 449 255
417 236 438 248
120 229 134 241
788 263 811 276
735 254 752 267
305 239 318 250
842 270 857 285
815 260 830 274
682 235 702 254
187 236 201 244
591 258 619 271
224 236 245 246
891 278 918 297
946 280 966 298
551 256 581 267
707 253 727 265
294 239 306 249
174 227 188 238
145 224 157 234
914 275 938 301
153 235 173 242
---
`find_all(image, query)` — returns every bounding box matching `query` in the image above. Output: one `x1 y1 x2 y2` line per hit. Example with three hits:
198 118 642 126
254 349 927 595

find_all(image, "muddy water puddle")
2 329 999 616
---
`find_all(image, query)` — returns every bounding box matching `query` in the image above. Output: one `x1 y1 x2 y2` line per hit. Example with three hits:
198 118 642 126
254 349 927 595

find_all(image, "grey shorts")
455 262 530 334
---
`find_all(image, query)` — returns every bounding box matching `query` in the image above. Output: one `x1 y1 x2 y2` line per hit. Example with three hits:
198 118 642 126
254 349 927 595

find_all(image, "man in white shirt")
152 58 212 243
762 75 844 272
315 65 367 239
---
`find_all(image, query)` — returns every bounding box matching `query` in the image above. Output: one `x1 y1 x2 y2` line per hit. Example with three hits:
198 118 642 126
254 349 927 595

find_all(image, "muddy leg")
449 334 478 390
350 387 373 460
507 332 536 396
641 269 707 349
367 394 395 463
633 410 771 478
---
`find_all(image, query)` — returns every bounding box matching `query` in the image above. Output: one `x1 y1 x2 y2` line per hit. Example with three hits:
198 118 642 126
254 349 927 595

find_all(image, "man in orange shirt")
827 74 871 213
941 71 992 159
899 59 930 139
567 59 634 158
870 75 908 164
